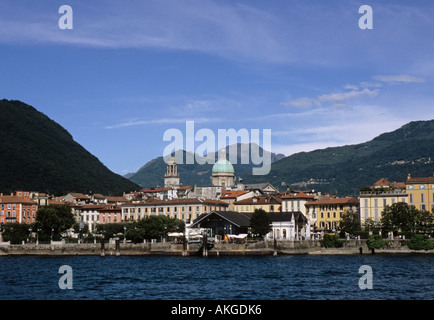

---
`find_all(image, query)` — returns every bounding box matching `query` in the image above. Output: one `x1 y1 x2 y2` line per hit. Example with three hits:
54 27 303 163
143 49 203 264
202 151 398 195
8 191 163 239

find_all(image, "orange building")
0 193 38 224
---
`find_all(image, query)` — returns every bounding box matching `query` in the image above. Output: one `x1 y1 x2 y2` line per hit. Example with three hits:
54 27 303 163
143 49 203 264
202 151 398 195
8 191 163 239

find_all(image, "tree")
414 209 434 235
2 223 35 244
250 208 271 239
322 234 344 248
338 210 361 237
366 234 387 254
137 215 185 241
34 205 75 241
380 203 419 237
406 234 434 251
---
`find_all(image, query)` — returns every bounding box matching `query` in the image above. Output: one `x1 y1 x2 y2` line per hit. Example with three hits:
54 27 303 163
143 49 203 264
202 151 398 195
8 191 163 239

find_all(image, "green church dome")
212 159 234 174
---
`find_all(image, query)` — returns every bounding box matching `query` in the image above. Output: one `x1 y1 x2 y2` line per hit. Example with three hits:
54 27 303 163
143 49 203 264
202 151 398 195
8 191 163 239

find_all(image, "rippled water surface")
0 255 432 300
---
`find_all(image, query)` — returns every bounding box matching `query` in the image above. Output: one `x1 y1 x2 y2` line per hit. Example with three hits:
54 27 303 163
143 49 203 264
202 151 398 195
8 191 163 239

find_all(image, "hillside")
129 120 434 195
245 120 434 195
128 144 285 188
0 99 140 195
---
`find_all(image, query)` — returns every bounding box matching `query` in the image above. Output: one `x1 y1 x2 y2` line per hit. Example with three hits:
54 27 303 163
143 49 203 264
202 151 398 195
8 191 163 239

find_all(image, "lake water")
0 254 432 300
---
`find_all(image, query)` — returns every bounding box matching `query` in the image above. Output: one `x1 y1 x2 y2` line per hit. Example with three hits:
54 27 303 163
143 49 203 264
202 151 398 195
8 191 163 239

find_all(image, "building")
189 210 251 238
280 190 317 232
265 211 309 241
121 198 229 224
305 196 359 233
79 204 104 232
233 195 281 213
211 149 235 188
164 158 180 187
63 193 91 205
239 182 280 195
219 189 255 211
405 175 434 212
0 193 38 224
141 186 193 200
359 178 408 225
99 205 122 224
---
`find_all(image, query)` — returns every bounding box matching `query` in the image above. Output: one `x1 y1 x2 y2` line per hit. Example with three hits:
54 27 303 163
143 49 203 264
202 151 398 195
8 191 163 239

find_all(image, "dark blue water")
0 255 432 300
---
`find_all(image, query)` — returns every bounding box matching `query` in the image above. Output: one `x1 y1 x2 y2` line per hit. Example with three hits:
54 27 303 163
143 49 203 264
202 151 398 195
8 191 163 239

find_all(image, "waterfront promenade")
0 239 432 256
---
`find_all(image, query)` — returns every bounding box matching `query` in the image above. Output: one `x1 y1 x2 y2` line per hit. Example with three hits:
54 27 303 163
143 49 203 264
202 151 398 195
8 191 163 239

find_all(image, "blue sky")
1 0 434 176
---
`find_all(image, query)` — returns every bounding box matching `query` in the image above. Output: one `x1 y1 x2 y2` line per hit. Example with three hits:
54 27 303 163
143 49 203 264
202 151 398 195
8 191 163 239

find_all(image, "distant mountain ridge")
128 144 285 188
129 120 434 195
0 99 140 195
245 119 434 195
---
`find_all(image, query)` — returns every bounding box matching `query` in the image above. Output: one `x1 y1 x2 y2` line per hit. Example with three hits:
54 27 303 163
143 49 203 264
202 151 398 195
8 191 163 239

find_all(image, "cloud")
318 88 379 104
281 97 320 108
372 75 425 83
281 88 379 108
105 117 217 129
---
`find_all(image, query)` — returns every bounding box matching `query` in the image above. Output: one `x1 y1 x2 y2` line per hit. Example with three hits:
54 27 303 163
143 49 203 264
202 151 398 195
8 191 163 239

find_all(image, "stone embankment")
0 239 432 256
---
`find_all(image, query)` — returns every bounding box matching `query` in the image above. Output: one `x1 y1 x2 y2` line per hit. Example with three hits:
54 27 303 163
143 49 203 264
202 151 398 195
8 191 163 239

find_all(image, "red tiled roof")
221 190 247 199
106 196 128 202
123 198 228 207
234 196 281 205
0 195 36 205
281 191 314 200
306 197 359 206
374 178 392 186
406 177 434 184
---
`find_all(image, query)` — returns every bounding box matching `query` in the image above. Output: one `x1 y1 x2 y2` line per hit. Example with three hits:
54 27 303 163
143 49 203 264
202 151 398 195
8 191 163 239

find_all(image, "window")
392 198 395 204
383 199 387 207
420 184 426 190
421 204 426 211
364 209 368 218
364 199 368 207
374 199 378 207
408 185 414 190
374 209 378 220
421 193 425 203
409 194 413 203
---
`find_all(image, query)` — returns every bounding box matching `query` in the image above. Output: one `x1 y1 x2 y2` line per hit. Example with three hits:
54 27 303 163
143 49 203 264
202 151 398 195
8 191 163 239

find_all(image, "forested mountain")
128 144 285 188
129 120 434 196
245 120 434 195
0 99 140 195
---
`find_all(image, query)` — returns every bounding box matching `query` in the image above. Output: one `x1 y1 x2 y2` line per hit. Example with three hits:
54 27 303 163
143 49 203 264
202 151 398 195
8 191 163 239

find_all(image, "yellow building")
121 198 228 224
233 196 281 213
359 178 408 225
305 196 359 232
405 175 434 212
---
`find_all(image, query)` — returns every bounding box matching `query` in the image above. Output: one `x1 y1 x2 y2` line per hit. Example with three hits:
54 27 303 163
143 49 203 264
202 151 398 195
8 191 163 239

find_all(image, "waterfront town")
0 149 433 244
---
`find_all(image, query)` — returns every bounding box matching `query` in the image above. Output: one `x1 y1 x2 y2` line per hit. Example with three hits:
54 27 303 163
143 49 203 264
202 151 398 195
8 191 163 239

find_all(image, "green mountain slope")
129 144 285 188
0 99 140 195
245 120 434 195
129 120 434 196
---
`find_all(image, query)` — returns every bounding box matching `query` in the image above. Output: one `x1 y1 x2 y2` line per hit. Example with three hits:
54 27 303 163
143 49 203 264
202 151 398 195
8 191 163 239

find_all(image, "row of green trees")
339 202 434 238
1 205 186 244
331 202 434 250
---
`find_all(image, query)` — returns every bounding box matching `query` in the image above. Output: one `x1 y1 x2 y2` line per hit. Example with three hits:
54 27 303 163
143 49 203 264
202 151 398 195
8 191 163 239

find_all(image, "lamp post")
51 228 54 242
123 226 126 243
28 227 32 243
36 228 41 244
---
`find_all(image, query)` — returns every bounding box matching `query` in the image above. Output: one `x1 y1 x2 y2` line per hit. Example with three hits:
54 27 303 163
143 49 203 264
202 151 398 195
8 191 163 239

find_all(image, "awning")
167 232 184 237
227 234 248 239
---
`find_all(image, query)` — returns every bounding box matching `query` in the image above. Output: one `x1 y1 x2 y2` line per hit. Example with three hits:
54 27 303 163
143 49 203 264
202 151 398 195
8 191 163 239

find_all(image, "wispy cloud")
105 117 217 129
281 87 379 108
372 75 425 83
282 74 425 109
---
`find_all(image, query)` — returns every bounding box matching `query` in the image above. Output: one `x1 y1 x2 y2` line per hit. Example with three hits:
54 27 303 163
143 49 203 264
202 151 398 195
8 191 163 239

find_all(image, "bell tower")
164 158 180 187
